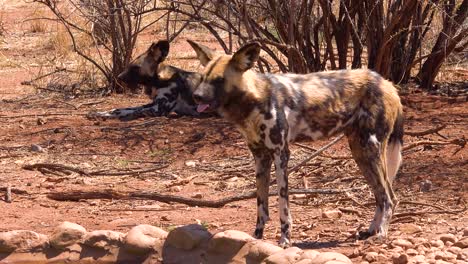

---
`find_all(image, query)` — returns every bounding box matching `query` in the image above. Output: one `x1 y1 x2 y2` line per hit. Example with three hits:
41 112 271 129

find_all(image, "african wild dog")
88 40 204 121
188 40 404 247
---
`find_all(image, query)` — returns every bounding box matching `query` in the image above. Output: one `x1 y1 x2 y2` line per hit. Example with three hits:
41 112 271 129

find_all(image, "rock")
207 230 254 254
31 144 45 153
191 193 203 199
438 234 457 244
322 210 343 219
454 237 468 249
434 260 452 264
0 230 48 252
445 241 453 247
399 223 422 234
443 251 457 261
83 230 124 249
50 222 87 249
262 246 302 264
458 248 468 260
299 249 321 260
392 253 408 264
308 252 352 264
364 252 378 262
448 246 462 255
170 186 182 192
392 239 414 249
406 248 418 256
166 224 211 250
419 180 432 192
243 240 283 262
463 228 468 237
430 240 444 248
411 255 426 263
124 224 167 254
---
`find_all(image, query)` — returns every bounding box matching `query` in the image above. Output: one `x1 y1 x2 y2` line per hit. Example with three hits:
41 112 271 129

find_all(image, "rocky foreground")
0 221 351 263
0 221 467 263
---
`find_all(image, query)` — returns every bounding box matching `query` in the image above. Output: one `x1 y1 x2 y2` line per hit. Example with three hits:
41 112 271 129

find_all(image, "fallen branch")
46 186 366 208
23 163 168 177
290 135 345 174
0 187 29 195
405 124 446 137
403 138 466 152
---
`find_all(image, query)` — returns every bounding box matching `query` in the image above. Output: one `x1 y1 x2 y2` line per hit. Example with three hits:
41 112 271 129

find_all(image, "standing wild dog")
188 40 404 246
89 40 204 121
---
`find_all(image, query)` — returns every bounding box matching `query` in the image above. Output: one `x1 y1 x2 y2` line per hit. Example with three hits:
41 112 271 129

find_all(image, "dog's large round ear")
149 40 170 63
230 42 261 72
187 40 215 66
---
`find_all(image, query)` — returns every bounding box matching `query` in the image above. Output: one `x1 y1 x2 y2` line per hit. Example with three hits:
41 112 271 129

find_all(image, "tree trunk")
417 0 468 89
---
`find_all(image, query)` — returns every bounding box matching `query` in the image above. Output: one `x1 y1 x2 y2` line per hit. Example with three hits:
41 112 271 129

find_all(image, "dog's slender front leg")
274 147 292 247
250 147 272 239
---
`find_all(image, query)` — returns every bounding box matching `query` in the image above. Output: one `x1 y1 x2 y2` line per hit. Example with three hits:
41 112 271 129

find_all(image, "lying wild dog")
88 40 204 121
188 40 404 246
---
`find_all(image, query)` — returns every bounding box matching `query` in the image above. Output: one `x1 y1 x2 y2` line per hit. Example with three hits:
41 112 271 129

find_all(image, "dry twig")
23 163 168 177
405 124 447 137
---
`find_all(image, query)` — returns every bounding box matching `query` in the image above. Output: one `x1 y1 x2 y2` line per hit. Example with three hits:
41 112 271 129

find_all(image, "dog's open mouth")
197 104 211 113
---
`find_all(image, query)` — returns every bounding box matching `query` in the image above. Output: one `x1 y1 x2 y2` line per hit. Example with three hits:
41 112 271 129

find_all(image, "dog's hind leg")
250 147 273 239
347 133 397 240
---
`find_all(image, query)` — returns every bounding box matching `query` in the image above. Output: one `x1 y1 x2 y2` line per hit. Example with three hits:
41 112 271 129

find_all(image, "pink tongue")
197 104 210 113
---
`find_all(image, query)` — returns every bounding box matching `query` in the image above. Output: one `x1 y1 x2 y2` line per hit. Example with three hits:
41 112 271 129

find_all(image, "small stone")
448 246 462 254
406 248 418 256
37 117 47 125
170 186 182 192
185 160 198 167
411 255 426 263
399 223 422 234
392 253 408 264
322 210 343 219
442 251 457 261
458 248 468 260
463 228 468 237
431 240 444 248
191 193 203 199
0 230 48 252
83 230 124 249
454 237 468 249
124 224 167 254
166 224 211 250
160 215 170 221
263 247 302 264
438 234 457 244
364 252 379 262
445 241 453 247
31 144 45 153
419 180 432 192
207 230 254 254
50 221 87 249
392 239 414 249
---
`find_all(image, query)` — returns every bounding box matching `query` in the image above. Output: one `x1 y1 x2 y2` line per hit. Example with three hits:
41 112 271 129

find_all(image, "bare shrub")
33 0 162 94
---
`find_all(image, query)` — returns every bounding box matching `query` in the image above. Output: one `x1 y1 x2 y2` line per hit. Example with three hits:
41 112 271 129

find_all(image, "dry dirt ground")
0 1 467 263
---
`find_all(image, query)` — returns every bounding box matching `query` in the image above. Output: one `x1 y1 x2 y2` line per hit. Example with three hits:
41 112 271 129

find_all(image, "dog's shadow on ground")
294 239 354 250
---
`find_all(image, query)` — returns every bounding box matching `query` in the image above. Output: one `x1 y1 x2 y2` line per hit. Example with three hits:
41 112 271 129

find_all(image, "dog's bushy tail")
386 109 404 182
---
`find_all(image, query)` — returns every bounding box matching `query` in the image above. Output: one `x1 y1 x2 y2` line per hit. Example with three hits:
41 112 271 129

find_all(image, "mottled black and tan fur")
89 41 202 121
188 40 404 247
